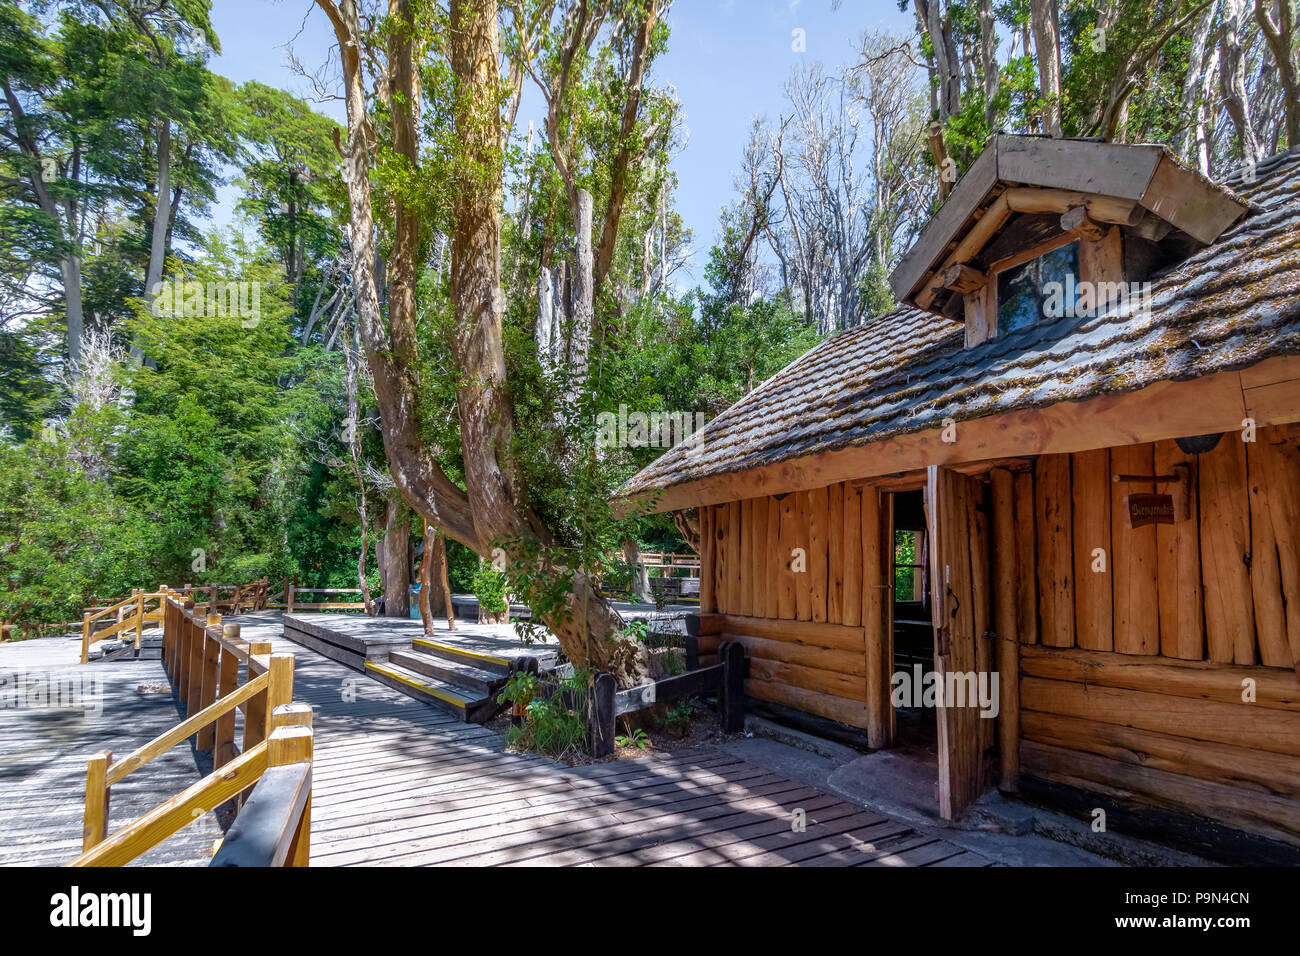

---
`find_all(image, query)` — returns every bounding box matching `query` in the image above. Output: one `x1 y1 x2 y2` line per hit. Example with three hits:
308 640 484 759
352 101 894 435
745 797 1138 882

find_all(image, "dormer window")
887 137 1249 351
994 238 1079 334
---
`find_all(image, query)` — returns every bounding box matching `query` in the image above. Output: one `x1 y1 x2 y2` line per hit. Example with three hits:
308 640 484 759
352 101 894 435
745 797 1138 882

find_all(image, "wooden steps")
365 640 512 724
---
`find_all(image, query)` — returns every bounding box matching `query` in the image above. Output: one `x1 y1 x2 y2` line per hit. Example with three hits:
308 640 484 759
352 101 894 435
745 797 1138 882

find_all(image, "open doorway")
886 488 938 755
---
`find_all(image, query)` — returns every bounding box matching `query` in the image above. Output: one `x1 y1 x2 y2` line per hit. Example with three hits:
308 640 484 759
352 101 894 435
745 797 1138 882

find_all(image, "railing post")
719 641 747 733
133 590 144 650
285 579 295 615
242 641 274 755
587 672 617 757
214 623 241 768
268 705 313 867
267 653 295 722
81 612 91 664
186 611 206 717
82 749 112 851
196 614 221 749
176 600 193 697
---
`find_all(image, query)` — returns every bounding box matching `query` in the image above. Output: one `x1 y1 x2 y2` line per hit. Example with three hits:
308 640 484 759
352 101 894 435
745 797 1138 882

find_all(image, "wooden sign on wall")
1125 493 1176 528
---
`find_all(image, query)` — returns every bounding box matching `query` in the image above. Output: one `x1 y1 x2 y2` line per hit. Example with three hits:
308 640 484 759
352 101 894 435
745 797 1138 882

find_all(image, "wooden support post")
719 641 747 733
210 584 219 613
134 590 145 650
196 615 222 750
285 579 295 615
268 718 313 867
242 641 274 755
82 749 112 851
990 469 1021 793
214 624 240 768
186 614 206 718
267 653 294 719
587 672 616 757
81 612 91 664
176 601 195 694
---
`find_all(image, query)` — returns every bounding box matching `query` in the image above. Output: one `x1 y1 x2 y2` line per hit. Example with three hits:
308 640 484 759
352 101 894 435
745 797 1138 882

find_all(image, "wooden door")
926 465 987 819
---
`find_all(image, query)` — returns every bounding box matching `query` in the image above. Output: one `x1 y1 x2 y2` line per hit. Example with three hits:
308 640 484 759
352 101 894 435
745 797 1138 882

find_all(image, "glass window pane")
997 241 1079 333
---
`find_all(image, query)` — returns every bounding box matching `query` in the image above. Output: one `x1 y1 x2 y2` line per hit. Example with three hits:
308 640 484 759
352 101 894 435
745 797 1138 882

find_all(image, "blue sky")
208 0 914 286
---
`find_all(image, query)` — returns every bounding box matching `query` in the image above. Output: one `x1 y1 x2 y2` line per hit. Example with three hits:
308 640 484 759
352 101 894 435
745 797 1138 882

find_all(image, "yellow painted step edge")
412 638 511 668
365 661 468 708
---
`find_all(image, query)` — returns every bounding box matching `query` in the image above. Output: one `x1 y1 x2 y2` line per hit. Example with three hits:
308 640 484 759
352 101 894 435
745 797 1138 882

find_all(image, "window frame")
987 233 1081 337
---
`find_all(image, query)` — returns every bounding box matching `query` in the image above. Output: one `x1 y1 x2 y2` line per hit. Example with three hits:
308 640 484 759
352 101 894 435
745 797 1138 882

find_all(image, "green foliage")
497 668 590 758
615 726 649 749
470 560 508 613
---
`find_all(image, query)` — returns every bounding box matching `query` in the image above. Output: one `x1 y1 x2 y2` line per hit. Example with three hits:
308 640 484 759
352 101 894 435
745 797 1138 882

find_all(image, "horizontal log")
722 631 867 677
1021 676 1300 757
1021 710 1300 798
614 665 723 716
1020 645 1300 711
685 613 724 637
747 656 867 702
1002 187 1143 225
744 679 869 728
720 615 866 651
1022 740 1300 847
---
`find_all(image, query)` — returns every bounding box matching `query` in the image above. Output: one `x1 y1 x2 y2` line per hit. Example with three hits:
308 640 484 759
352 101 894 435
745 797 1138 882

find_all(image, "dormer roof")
889 136 1251 318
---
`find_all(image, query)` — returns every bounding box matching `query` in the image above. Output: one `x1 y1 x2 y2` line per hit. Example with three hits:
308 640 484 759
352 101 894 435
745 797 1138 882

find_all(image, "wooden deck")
0 632 225 866
0 612 991 867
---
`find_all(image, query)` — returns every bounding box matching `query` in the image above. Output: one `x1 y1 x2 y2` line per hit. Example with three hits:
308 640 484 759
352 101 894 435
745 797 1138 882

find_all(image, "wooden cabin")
620 137 1300 857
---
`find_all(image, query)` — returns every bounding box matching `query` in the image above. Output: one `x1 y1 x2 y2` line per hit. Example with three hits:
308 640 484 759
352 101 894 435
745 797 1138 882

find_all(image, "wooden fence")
79 580 269 663
68 597 312 867
267 584 369 612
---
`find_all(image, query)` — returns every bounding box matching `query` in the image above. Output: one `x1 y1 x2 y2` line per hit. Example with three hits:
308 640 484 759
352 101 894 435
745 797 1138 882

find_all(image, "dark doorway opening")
889 488 937 753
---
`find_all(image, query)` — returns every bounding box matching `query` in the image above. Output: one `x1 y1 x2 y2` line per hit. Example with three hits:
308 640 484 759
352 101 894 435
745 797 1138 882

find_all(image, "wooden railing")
68 597 311 867
639 550 701 573
272 585 368 613
79 579 270 663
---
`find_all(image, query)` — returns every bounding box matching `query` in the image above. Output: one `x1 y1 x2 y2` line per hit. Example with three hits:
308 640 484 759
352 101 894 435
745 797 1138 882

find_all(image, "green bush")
470 560 508 613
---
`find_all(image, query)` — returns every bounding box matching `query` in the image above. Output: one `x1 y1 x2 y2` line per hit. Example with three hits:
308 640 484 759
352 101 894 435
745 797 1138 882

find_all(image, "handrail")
105 672 269 786
79 579 268 663
73 597 310 866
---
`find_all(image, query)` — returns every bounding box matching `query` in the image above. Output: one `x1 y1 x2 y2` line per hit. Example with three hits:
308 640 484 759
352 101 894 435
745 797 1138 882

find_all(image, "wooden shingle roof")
621 148 1300 503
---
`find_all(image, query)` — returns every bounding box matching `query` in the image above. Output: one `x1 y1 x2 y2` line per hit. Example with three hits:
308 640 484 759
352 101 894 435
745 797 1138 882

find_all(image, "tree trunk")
566 187 594 401
318 0 647 686
1176 2 1216 165
979 0 1000 128
418 524 437 636
1224 0 1264 164
1030 0 1063 136
622 538 653 603
1256 0 1300 149
381 493 411 618
136 118 172 362
59 254 85 369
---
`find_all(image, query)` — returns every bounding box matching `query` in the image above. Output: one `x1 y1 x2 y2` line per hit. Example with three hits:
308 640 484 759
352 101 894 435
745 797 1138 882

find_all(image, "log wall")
698 481 889 735
1023 424 1300 669
696 425 1300 842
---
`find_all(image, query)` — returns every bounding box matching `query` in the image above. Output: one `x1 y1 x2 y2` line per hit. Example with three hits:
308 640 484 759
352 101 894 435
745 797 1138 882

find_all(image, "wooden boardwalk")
1 612 990 867
0 633 224 866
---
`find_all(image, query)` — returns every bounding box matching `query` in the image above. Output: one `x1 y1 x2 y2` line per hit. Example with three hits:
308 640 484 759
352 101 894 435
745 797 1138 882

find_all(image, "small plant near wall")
496 668 589 758
615 725 650 750
665 698 693 739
